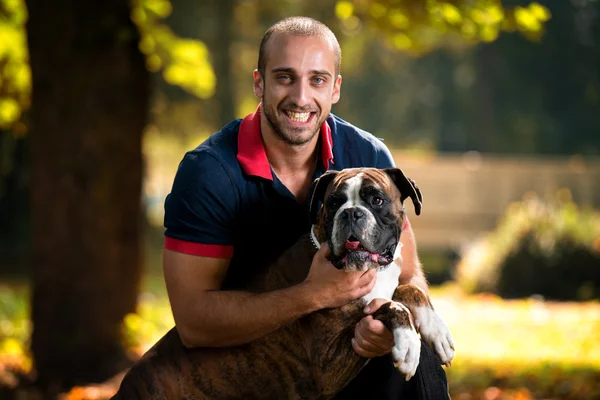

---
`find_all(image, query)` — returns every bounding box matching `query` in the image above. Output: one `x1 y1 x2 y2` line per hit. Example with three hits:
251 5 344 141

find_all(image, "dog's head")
309 168 422 271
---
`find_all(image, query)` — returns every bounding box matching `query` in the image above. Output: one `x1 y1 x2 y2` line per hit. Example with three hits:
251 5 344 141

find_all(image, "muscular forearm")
176 283 320 348
399 226 429 293
399 263 428 293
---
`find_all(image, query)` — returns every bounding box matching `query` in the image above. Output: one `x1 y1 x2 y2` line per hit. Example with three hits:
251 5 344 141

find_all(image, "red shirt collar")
237 105 334 181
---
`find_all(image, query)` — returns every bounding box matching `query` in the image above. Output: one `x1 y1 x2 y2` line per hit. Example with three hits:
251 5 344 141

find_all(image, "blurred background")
0 0 599 398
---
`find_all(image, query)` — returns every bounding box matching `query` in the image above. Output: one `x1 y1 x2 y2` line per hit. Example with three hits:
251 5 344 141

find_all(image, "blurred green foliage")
0 0 29 131
455 189 600 301
0 0 215 133
335 0 550 54
0 284 31 374
130 0 215 99
121 291 173 354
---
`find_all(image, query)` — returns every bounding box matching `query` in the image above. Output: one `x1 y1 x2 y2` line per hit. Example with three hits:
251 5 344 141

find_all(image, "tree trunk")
212 0 236 126
25 0 149 392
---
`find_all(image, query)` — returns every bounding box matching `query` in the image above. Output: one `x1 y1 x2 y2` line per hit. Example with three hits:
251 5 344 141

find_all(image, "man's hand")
352 298 394 358
303 244 378 309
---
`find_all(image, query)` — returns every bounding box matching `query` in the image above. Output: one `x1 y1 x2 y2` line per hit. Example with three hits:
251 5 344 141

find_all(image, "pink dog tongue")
345 241 360 250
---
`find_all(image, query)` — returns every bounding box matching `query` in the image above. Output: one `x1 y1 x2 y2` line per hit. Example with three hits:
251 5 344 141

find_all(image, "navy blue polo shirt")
164 106 397 289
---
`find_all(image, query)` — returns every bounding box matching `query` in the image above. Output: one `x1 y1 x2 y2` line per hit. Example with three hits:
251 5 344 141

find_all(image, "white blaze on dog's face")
319 169 407 271
331 173 378 268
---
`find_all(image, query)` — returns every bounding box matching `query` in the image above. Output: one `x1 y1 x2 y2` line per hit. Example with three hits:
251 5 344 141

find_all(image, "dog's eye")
372 197 384 206
328 196 345 209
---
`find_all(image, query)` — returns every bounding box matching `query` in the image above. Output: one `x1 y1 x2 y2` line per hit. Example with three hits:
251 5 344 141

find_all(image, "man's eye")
313 77 325 84
277 75 291 81
372 197 384 206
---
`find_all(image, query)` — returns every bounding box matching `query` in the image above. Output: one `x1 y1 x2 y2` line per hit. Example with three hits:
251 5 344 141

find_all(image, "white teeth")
286 111 310 122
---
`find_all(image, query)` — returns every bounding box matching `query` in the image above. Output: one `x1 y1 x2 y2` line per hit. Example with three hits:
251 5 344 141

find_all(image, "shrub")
455 189 600 301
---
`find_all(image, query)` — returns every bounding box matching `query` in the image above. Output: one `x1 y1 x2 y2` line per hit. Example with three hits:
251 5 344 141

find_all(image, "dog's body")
114 168 454 400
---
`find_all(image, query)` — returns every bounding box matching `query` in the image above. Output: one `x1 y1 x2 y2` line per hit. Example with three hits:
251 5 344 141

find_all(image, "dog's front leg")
392 285 455 367
306 310 371 399
371 301 421 380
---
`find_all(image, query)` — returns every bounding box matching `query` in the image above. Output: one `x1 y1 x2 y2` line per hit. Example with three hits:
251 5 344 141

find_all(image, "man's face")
253 34 342 146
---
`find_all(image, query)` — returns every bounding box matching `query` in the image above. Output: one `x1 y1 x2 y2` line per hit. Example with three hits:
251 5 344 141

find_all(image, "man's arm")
397 225 428 292
164 249 317 348
164 245 378 348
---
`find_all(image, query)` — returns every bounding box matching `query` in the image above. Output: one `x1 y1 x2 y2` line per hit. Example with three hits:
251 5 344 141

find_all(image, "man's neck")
260 117 320 202
260 119 320 176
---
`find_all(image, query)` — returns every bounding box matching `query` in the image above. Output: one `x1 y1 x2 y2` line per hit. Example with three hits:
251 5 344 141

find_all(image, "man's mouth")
284 110 314 123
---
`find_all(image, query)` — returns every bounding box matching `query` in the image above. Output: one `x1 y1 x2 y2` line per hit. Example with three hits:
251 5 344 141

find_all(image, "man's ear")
383 168 423 216
308 170 339 224
332 74 342 104
253 69 264 99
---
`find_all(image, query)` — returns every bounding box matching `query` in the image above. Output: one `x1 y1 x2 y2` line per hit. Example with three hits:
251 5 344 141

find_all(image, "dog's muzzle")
328 208 398 270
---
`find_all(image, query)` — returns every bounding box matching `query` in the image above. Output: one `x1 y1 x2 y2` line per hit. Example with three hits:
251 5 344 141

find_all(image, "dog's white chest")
361 263 401 304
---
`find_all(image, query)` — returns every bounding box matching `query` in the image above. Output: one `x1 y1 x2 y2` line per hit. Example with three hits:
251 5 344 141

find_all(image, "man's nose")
289 79 311 107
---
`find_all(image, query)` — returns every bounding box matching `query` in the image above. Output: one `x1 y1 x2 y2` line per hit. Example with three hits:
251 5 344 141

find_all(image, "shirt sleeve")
375 141 396 169
163 149 237 258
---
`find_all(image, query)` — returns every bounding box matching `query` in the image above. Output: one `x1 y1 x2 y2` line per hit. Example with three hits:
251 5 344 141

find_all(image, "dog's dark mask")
308 168 423 271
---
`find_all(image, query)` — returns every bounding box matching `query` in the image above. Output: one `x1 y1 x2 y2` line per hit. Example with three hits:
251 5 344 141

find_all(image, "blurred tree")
25 0 149 391
466 0 600 154
0 0 30 265
131 0 215 100
330 0 554 153
335 0 550 54
165 0 236 128
0 0 216 391
0 0 29 129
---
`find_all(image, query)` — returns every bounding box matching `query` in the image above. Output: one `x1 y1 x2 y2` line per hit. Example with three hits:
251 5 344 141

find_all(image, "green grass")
430 283 600 399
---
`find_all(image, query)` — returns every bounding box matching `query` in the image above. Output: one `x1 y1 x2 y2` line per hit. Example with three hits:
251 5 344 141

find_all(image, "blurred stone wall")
393 152 600 251
143 148 600 253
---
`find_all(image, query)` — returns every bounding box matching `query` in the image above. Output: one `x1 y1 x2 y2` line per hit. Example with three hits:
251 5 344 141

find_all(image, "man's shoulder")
183 119 242 169
172 119 245 189
329 114 389 149
328 114 395 168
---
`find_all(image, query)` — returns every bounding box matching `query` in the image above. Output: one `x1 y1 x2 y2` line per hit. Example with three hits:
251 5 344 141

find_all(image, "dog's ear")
383 168 423 216
308 170 339 224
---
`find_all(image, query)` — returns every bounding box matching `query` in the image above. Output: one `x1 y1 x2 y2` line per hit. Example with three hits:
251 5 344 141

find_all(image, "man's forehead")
265 33 337 74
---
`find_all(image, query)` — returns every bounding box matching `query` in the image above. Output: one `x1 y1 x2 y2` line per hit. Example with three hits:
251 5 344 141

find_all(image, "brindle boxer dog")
113 167 455 400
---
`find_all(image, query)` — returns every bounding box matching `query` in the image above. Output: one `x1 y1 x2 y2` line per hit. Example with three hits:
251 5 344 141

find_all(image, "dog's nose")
341 207 365 221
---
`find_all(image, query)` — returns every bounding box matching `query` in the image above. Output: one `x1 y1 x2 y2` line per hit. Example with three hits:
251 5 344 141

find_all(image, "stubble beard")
261 98 325 147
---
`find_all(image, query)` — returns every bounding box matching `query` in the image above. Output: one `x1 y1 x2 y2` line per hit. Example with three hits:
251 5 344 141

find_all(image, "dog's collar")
310 225 321 250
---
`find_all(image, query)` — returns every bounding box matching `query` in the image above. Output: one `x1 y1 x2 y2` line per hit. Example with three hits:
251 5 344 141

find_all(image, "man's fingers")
351 338 381 359
354 317 394 356
317 242 331 258
361 269 377 280
358 269 377 287
363 298 391 314
358 316 390 337
364 279 377 295
354 324 390 353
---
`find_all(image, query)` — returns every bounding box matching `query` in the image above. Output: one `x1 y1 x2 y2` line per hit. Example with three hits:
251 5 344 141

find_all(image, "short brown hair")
257 16 342 78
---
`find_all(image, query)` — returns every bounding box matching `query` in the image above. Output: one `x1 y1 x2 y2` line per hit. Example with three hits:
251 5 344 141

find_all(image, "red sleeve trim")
164 237 234 258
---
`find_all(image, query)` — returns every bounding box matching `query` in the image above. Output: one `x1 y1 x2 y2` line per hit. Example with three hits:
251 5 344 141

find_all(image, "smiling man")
162 16 450 399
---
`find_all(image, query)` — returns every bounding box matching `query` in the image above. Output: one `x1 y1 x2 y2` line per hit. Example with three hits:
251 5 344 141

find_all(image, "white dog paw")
391 326 421 380
415 307 455 366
